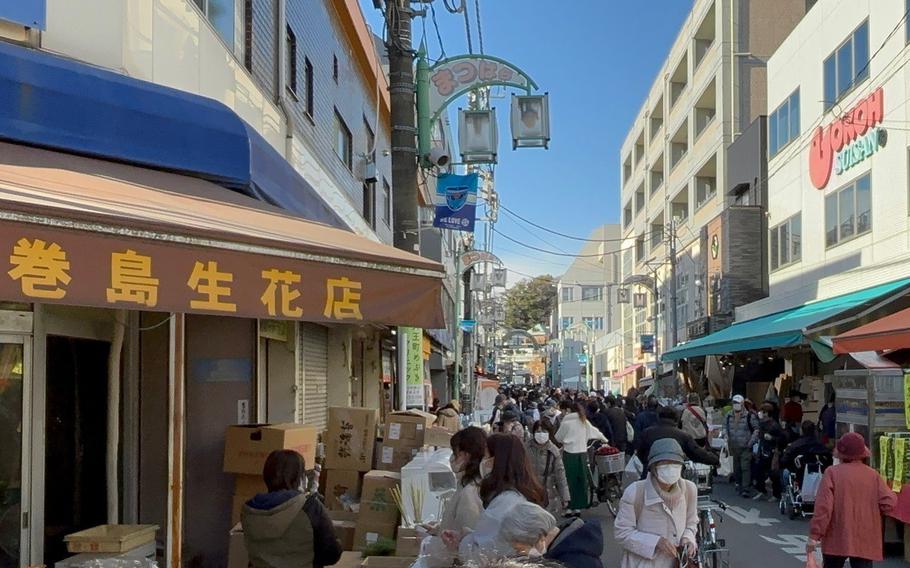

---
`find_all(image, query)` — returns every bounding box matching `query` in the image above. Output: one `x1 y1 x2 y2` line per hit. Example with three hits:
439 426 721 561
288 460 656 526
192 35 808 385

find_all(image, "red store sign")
809 87 884 189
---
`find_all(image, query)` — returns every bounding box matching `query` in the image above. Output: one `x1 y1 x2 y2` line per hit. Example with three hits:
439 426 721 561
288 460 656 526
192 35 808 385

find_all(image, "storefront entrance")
0 336 28 568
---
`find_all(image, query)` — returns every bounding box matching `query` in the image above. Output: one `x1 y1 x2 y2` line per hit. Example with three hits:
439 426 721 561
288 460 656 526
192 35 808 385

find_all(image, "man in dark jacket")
604 397 629 452
633 395 660 435
242 450 342 568
636 406 719 477
587 400 615 443
780 421 832 474
545 517 603 568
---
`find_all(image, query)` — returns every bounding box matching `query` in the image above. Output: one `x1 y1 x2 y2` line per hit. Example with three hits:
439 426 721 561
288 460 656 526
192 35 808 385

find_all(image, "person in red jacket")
807 432 896 568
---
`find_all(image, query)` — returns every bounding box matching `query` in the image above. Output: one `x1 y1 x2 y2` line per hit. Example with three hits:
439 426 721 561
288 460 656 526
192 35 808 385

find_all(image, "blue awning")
0 39 345 229
662 278 910 361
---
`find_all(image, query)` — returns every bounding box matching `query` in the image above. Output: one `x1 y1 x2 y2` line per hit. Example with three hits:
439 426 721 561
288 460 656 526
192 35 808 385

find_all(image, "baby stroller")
779 453 830 519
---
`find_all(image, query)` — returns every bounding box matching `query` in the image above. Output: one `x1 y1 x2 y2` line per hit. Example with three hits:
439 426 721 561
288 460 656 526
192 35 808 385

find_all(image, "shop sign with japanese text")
429 56 533 118
0 221 443 328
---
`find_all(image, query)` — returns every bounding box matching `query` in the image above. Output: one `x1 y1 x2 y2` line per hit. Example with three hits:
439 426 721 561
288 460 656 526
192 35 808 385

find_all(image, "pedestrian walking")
419 427 486 567
434 400 461 433
451 434 546 565
587 400 616 443
752 402 786 501
614 438 699 568
500 409 527 440
241 450 342 568
807 432 896 568
605 396 631 453
724 394 758 496
527 421 570 517
635 406 719 477
555 401 607 515
680 393 709 448
634 396 660 435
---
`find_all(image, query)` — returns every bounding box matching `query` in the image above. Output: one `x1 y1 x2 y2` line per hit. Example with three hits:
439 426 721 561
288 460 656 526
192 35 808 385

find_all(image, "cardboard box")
227 524 248 568
335 551 363 568
231 474 267 524
424 426 453 449
384 410 437 448
361 556 418 568
359 471 401 525
375 444 420 472
352 522 397 552
224 423 319 475
328 510 359 522
333 519 357 551
326 408 379 471
324 469 363 511
395 527 421 557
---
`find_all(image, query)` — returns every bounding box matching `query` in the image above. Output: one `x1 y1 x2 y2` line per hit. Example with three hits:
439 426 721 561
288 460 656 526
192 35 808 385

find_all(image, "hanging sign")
633 292 648 309
511 94 550 149
403 326 425 407
810 87 884 189
433 172 478 232
617 288 630 304
490 268 508 287
641 334 655 354
461 250 502 270
429 55 537 123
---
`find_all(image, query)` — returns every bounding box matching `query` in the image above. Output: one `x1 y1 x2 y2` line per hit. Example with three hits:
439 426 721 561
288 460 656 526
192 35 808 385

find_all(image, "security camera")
427 146 450 168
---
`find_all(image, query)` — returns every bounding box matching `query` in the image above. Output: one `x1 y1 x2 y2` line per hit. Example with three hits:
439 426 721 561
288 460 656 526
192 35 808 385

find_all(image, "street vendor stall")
832 369 906 468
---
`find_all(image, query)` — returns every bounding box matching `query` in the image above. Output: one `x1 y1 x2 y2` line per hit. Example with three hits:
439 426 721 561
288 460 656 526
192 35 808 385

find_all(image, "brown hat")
835 432 870 461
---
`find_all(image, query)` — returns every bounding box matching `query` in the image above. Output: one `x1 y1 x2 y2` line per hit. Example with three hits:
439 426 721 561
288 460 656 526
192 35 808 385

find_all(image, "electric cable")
429 0 448 61
462 0 473 54
474 0 484 55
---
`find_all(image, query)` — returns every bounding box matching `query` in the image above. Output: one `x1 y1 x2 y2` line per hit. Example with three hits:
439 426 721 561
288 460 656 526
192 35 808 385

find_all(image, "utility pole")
386 0 420 254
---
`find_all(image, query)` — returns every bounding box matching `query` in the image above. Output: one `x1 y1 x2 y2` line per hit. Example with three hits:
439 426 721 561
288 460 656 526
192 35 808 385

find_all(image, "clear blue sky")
361 1 693 281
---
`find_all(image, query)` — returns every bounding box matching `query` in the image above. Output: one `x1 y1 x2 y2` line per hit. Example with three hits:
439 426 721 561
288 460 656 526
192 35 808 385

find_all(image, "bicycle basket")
596 453 626 475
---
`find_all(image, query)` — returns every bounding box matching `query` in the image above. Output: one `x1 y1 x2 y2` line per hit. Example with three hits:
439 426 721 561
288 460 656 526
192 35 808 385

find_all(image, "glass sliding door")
0 337 28 568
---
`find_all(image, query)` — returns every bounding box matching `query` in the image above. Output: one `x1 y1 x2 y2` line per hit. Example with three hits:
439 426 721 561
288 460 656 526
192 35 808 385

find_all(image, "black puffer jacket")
545 517 604 568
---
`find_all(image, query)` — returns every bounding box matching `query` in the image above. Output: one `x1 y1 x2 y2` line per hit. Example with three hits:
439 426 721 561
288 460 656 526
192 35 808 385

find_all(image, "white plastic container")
400 448 457 526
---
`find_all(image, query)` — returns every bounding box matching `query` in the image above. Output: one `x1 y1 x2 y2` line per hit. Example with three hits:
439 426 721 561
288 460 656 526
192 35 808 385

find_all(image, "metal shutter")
300 323 329 430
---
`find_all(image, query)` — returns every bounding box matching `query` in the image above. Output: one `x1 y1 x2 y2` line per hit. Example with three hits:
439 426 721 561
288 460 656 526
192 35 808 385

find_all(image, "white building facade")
738 0 910 320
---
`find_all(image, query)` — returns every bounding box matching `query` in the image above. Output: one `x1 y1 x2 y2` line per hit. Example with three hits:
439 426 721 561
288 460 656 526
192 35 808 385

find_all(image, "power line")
494 228 617 258
428 0 448 61
461 0 473 54
474 0 484 55
500 203 631 243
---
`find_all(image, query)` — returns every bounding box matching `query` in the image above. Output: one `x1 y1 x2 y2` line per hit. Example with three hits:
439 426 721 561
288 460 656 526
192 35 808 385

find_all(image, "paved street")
588 480 907 568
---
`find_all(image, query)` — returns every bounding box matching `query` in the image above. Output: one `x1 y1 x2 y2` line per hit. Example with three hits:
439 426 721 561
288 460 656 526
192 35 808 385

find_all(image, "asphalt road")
586 479 907 567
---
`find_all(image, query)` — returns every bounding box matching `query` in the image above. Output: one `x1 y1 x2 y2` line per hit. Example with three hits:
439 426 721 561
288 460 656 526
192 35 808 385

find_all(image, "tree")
503 274 557 331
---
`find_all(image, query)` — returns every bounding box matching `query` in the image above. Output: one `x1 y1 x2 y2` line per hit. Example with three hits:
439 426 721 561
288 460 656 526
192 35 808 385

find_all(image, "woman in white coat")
614 438 698 568
555 401 607 514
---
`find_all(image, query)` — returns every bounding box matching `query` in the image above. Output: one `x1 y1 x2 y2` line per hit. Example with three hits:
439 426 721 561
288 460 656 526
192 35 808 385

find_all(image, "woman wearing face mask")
446 434 546 565
418 427 487 568
752 402 786 502
614 439 698 568
527 421 570 517
555 401 608 515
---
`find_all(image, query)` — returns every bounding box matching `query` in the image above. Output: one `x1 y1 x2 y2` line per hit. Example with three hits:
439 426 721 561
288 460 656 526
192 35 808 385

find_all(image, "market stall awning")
662 278 910 361
0 141 445 328
832 306 910 354
613 363 643 378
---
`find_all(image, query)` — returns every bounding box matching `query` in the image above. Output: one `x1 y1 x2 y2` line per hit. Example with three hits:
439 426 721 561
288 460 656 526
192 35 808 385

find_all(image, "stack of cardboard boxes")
223 423 319 524
377 410 437 471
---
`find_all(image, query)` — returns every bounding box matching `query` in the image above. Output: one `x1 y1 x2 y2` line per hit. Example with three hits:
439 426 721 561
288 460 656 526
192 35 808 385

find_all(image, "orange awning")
0 142 445 328
832 307 910 354
613 363 643 379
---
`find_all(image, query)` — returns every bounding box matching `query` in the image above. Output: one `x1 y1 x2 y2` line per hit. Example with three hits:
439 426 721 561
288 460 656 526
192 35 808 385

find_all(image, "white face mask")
655 464 683 485
534 432 550 445
480 457 494 478
733 403 743 412
758 411 767 420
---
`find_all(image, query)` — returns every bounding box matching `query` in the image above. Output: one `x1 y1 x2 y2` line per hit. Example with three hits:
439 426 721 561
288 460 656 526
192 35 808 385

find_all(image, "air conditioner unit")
361 159 378 184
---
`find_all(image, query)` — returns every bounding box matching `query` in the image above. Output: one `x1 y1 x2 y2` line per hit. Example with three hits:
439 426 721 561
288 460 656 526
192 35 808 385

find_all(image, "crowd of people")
233 383 895 568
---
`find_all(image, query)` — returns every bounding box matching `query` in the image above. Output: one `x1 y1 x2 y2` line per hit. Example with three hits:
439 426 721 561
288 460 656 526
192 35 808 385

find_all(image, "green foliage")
503 274 556 330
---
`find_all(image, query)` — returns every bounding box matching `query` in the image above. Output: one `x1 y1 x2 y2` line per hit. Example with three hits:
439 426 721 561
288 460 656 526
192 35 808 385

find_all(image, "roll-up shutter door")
300 323 329 430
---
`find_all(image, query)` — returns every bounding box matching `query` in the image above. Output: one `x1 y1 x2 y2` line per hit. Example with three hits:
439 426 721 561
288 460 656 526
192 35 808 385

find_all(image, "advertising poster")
403 327 425 407
433 173 478 232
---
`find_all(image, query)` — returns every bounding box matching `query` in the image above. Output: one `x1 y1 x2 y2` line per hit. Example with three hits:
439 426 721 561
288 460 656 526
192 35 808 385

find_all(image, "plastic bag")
805 548 820 568
716 444 733 478
802 470 822 502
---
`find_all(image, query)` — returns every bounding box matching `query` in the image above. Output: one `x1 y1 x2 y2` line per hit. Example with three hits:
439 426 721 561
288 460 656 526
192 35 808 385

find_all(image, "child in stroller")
779 422 832 519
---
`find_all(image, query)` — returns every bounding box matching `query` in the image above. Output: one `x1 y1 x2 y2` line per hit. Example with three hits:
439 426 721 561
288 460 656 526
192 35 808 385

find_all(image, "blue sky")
361 1 693 281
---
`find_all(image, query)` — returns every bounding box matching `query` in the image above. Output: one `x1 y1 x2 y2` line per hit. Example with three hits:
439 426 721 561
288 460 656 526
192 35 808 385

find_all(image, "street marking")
760 534 819 563
724 505 781 527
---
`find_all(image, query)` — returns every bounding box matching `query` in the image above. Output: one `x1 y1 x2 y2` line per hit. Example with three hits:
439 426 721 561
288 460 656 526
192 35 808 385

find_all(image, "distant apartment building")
555 225 621 387
617 0 807 383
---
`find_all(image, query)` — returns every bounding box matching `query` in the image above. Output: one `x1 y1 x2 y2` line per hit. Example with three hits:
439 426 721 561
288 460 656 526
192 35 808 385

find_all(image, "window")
825 173 871 247
561 287 574 302
285 26 298 96
362 183 375 228
635 185 645 214
695 175 716 209
823 21 869 110
334 111 353 170
304 58 314 117
364 118 375 162
651 221 664 249
635 235 645 263
243 0 253 71
581 286 603 302
770 214 801 271
769 89 800 156
194 0 236 49
382 178 391 226
583 317 604 331
561 317 574 330
623 201 633 228
333 54 339 83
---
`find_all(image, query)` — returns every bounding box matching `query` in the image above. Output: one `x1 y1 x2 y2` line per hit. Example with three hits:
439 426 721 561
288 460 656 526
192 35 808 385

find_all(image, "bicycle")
586 441 625 516
694 497 729 568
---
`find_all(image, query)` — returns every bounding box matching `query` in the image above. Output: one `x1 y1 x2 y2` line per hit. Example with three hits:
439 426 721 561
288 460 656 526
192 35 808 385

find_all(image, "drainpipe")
107 309 126 523
275 0 295 159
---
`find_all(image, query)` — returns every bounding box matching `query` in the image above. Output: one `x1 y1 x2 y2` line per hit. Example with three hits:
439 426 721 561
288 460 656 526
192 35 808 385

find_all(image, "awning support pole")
107 309 126 523
167 313 185 567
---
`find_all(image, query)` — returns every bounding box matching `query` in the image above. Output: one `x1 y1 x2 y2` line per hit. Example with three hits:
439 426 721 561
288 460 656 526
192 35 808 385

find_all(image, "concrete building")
737 0 910 321
617 0 808 384
555 224 621 388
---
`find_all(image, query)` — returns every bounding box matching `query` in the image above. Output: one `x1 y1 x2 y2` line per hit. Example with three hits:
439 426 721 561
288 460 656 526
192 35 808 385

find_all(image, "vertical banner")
904 373 910 429
433 173 478 232
403 327 425 407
